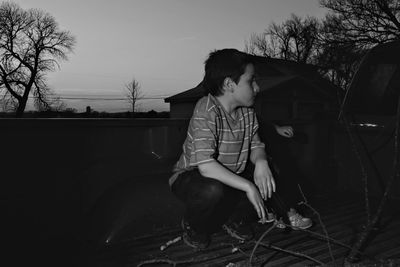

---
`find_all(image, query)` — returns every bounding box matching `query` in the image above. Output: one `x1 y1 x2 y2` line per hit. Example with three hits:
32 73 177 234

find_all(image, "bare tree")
315 39 364 89
320 0 400 50
245 1 400 90
317 0 400 89
0 2 75 117
125 78 143 113
244 14 354 87
245 14 321 64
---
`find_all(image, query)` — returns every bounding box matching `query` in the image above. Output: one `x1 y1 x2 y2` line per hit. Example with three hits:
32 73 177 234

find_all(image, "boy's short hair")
203 48 254 96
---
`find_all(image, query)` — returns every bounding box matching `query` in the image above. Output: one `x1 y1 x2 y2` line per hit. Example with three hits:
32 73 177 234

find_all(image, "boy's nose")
253 81 260 94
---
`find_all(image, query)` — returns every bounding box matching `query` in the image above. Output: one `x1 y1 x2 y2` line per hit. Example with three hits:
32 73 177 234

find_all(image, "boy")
170 49 309 249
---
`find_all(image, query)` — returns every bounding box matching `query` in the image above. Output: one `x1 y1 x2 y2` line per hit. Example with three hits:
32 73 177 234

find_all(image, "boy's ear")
223 77 234 93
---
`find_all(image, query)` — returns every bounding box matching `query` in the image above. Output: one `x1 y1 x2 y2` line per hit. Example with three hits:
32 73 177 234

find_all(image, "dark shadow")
82 171 183 249
258 121 316 219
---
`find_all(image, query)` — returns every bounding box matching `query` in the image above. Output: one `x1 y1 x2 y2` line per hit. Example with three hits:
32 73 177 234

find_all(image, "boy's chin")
246 100 255 107
237 99 255 108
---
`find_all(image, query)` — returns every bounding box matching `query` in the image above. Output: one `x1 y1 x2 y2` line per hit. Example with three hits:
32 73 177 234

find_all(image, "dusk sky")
16 0 327 113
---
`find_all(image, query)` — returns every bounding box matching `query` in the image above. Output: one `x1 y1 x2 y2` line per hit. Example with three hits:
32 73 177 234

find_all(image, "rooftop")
90 190 400 266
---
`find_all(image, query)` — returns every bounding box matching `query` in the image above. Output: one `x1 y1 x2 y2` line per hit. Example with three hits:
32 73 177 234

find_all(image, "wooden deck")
91 192 400 266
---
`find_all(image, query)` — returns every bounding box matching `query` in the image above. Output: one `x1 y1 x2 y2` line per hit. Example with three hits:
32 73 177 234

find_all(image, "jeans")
171 168 256 235
171 163 303 234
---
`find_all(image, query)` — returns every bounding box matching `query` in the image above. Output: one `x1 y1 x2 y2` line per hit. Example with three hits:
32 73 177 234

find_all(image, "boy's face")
231 63 259 107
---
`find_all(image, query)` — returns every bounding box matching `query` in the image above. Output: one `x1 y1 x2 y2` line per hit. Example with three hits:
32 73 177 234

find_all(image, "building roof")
165 53 340 104
164 82 204 104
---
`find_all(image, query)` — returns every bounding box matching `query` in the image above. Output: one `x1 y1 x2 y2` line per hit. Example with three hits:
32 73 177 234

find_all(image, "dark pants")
171 168 257 235
171 162 304 234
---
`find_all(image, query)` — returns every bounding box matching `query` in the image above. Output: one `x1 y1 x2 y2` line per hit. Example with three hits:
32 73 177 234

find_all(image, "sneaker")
222 221 254 241
288 213 312 230
181 219 210 249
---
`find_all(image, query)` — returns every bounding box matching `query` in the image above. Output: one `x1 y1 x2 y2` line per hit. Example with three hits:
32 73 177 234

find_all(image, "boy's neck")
215 95 238 117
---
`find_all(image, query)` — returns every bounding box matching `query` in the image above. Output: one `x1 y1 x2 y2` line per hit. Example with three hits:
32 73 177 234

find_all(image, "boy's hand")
253 160 276 200
245 183 266 221
276 125 294 138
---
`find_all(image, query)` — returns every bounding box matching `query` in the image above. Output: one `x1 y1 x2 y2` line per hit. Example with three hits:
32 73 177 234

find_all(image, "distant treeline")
0 109 170 118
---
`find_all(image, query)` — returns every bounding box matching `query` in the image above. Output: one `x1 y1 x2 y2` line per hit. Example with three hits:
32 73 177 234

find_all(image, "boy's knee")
201 179 225 202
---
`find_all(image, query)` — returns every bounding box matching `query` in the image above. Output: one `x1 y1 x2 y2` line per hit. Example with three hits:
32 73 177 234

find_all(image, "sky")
14 0 327 113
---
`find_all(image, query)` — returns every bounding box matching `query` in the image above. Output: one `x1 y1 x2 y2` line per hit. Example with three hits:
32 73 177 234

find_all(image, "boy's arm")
198 161 266 221
250 136 276 200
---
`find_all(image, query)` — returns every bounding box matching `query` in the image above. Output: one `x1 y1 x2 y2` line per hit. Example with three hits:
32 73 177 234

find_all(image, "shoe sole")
291 223 313 230
182 233 207 249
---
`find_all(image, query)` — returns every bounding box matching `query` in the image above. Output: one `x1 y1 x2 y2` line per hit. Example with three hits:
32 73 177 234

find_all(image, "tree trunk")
15 98 27 117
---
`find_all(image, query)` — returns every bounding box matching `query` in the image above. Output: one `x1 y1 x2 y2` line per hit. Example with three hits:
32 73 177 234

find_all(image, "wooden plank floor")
91 192 400 266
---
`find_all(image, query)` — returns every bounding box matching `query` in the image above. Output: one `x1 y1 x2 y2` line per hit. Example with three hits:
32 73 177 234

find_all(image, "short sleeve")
251 114 265 150
186 109 218 166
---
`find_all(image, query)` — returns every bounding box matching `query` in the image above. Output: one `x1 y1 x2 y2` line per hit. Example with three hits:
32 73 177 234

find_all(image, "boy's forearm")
198 161 252 192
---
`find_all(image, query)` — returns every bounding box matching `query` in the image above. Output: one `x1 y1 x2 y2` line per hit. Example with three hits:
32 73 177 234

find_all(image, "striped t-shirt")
169 94 265 186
